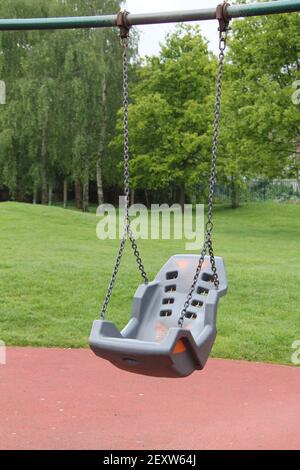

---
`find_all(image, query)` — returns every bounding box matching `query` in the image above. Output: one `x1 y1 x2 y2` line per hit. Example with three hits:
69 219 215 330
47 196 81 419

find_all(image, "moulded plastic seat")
89 255 228 378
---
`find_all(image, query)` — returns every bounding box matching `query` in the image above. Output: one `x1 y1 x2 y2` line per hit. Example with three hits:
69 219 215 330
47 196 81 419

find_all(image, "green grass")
0 201 299 365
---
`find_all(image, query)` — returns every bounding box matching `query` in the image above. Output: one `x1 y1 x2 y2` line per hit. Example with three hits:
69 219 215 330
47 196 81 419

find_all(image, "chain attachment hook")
216 2 231 50
117 10 131 40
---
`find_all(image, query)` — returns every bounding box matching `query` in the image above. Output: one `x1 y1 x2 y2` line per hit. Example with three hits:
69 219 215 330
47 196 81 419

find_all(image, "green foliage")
0 0 125 205
218 11 300 205
0 4 299 210
113 15 300 208
118 25 216 204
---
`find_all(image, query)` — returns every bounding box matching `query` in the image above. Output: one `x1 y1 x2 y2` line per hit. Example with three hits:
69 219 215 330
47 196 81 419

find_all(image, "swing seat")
89 255 227 378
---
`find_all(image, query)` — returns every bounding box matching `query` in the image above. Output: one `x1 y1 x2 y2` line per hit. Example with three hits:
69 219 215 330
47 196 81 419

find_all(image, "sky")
124 0 222 56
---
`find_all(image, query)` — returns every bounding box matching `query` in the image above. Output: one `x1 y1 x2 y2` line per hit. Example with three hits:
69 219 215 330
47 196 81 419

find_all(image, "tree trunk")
82 160 90 213
96 159 104 206
230 176 240 209
41 178 48 205
179 185 185 210
41 110 49 205
48 185 53 206
75 179 83 210
82 178 89 212
145 190 150 208
96 74 107 206
33 186 38 205
131 189 135 205
63 179 68 209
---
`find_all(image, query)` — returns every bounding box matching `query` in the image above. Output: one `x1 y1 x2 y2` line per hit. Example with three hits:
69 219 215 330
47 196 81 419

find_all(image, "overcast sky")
124 0 221 56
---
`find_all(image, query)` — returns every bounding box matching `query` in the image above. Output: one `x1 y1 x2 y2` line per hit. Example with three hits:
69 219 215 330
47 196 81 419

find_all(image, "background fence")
216 179 300 204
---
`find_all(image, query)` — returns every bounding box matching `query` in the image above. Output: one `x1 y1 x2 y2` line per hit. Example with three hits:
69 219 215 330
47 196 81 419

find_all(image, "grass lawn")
0 201 299 365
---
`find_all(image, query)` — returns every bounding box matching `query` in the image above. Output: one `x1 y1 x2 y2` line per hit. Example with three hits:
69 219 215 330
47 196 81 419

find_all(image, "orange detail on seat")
155 321 168 342
173 339 187 355
176 259 189 270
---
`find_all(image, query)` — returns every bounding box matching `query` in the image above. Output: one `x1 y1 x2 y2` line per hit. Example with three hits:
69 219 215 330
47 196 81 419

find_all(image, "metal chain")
100 230 127 320
178 28 229 328
100 33 148 321
122 36 148 284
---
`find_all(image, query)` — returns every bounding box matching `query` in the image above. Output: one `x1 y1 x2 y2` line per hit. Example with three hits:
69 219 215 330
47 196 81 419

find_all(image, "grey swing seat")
90 12 231 378
89 255 227 378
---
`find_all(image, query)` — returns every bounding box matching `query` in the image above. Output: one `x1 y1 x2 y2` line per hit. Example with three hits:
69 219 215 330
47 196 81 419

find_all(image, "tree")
0 0 125 209
218 10 300 207
119 25 216 207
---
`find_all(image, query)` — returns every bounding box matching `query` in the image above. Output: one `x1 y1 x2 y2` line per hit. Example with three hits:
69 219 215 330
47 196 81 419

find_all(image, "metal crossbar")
0 0 299 31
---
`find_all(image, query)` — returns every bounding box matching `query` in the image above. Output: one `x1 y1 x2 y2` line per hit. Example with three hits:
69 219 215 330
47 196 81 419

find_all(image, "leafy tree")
121 25 216 207
0 0 125 209
1 1 299 210
219 10 300 206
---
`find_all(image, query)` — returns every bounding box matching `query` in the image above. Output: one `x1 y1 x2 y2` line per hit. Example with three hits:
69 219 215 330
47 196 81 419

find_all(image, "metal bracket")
216 2 231 34
116 10 131 39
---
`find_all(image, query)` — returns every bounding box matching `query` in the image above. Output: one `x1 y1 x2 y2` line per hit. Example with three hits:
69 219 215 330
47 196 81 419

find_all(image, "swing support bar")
0 0 299 31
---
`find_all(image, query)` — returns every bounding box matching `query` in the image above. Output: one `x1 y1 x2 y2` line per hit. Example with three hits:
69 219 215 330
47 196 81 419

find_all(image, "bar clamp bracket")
116 11 131 39
216 2 231 34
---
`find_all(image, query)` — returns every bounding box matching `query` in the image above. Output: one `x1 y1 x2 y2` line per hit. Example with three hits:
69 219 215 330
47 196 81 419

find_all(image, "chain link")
178 27 229 328
100 34 148 321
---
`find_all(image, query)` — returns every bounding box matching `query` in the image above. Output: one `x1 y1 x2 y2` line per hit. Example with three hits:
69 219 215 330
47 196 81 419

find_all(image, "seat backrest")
134 255 227 342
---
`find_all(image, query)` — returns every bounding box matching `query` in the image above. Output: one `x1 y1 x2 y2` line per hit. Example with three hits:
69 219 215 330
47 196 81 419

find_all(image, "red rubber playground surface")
0 347 299 450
